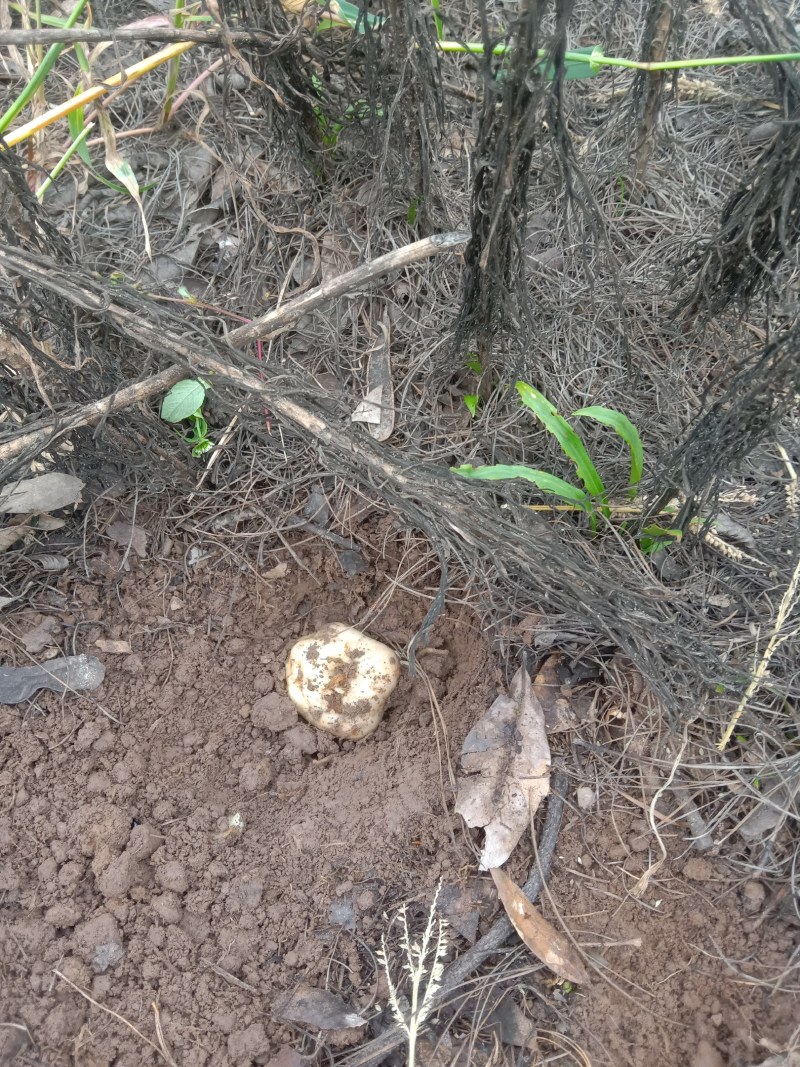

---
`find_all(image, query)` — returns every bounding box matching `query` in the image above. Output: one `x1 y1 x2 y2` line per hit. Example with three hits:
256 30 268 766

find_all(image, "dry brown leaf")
107 522 148 557
533 654 596 732
0 525 26 552
0 473 84 514
95 639 133 655
455 667 550 869
490 867 590 986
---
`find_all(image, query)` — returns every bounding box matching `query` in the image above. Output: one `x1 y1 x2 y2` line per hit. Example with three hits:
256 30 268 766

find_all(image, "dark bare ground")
0 509 796 1067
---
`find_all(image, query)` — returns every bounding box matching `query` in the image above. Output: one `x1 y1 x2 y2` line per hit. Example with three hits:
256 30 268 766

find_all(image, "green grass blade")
515 383 605 498
37 120 93 200
0 0 88 133
573 405 644 489
451 463 590 508
430 0 443 41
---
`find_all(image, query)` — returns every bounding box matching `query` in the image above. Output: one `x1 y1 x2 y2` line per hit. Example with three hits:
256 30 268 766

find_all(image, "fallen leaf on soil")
533 654 596 732
0 525 26 552
263 560 289 580
455 667 550 869
351 384 384 426
0 473 84 514
486 994 538 1049
274 984 366 1030
490 867 590 986
95 639 133 655
21 618 61 654
32 554 68 572
107 522 148 557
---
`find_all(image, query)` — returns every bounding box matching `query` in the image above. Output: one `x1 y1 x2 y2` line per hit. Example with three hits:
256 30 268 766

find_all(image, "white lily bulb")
285 623 400 740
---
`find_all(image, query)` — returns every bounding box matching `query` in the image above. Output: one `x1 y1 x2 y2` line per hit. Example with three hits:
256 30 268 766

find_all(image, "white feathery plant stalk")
378 881 449 1067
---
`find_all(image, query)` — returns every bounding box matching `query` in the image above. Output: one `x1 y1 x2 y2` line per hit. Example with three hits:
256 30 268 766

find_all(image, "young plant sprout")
159 377 213 457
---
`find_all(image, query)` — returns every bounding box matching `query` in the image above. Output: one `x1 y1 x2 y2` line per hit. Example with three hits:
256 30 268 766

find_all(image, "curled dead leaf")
455 667 550 869
490 867 590 986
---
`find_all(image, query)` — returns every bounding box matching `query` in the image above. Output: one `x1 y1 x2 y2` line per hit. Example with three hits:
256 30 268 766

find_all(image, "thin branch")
225 231 470 346
0 366 183 465
0 25 277 46
0 233 469 465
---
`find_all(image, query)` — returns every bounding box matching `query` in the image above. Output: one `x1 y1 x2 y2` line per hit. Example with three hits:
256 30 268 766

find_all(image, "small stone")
742 879 766 915
38 857 57 882
227 1022 268 1064
86 772 111 794
577 786 596 811
628 834 650 853
683 857 715 882
96 852 151 899
73 913 124 973
239 760 274 793
238 705 251 719
156 860 189 895
691 1039 724 1067
58 861 85 888
283 950 299 967
578 853 594 870
251 693 298 732
357 890 377 911
152 892 182 925
44 902 82 928
282 724 317 755
254 673 275 694
128 823 164 860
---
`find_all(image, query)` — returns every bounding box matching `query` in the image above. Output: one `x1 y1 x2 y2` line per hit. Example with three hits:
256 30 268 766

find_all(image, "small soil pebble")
128 823 164 859
73 912 124 972
251 692 298 732
683 857 715 882
96 852 151 899
44 902 82 928
156 859 189 894
152 892 182 925
741 879 766 914
228 1022 268 1063
283 724 317 754
239 760 274 792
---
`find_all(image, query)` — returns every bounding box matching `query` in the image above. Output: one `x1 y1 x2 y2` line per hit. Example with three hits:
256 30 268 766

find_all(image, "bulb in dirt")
285 623 400 741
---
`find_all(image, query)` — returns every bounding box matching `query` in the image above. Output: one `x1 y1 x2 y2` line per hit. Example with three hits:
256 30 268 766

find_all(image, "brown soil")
1 518 796 1067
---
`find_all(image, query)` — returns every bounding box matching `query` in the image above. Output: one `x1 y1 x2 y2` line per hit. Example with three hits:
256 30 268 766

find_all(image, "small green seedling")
160 377 213 457
463 394 479 417
453 382 644 531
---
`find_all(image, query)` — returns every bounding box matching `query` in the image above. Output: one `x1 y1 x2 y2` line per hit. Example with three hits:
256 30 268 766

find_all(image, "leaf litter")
490 866 590 986
454 666 551 869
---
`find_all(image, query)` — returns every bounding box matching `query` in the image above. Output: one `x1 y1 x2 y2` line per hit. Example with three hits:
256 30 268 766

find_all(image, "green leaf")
537 45 602 82
328 0 384 31
639 523 682 554
463 394 479 417
515 383 605 498
451 463 590 508
573 405 644 490
407 197 419 226
465 354 482 374
430 0 443 41
161 379 207 423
